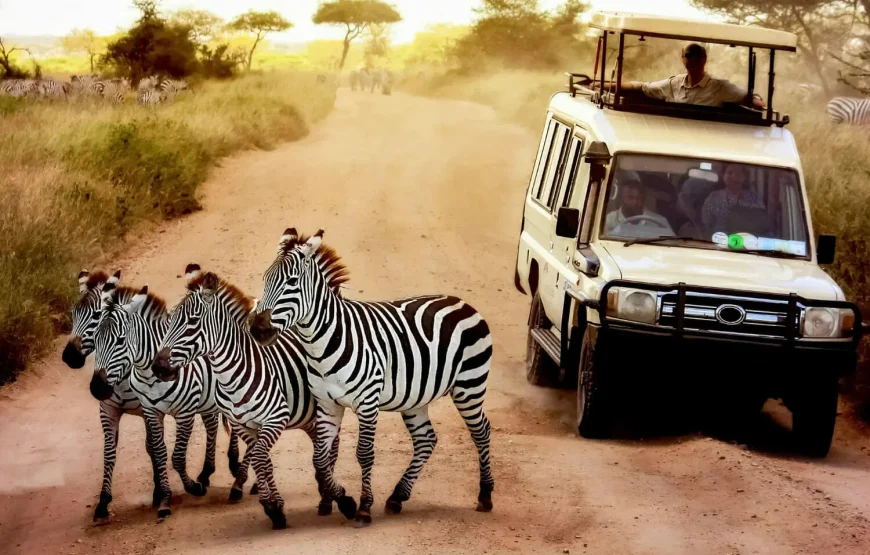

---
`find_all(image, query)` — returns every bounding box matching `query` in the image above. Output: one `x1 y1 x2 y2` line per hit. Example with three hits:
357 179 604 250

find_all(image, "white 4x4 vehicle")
514 12 865 457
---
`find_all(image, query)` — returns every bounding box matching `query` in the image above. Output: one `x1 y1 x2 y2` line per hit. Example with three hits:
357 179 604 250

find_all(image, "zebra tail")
220 413 231 436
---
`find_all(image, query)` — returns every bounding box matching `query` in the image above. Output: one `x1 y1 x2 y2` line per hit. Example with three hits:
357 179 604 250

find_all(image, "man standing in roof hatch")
601 43 766 110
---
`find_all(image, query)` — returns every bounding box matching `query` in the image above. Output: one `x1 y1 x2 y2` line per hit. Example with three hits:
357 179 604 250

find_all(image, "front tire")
577 327 613 439
791 374 839 457
526 292 558 387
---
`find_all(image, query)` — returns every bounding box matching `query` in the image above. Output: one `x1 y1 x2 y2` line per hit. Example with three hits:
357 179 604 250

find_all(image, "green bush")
0 71 336 384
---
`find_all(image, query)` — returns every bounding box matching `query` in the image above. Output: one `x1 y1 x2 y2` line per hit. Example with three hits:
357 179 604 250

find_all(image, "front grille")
659 292 799 339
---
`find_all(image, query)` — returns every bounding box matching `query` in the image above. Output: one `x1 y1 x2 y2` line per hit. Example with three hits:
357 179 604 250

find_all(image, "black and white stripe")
137 88 165 107
827 96 870 125
152 264 345 529
94 279 251 518
251 229 495 526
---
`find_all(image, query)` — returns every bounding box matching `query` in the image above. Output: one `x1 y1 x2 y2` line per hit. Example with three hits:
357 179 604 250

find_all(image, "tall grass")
402 68 870 410
0 72 336 383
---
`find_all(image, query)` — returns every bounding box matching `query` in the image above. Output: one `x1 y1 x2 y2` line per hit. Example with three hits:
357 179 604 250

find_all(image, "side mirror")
555 207 581 239
817 234 836 265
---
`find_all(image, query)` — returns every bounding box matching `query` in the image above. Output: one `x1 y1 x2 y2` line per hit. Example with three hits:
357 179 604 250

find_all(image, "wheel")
526 292 558 387
576 327 613 439
791 374 839 457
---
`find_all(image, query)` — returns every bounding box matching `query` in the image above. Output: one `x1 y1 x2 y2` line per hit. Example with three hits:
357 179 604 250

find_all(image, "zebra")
62 270 243 521
160 78 191 98
137 88 165 107
349 70 360 91
37 78 70 98
1 79 38 97
99 78 131 104
69 75 103 99
826 97 870 125
249 229 495 526
94 278 258 518
151 263 353 529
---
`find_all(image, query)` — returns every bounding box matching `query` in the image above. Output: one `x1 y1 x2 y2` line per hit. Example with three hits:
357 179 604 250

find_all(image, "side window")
530 119 557 201
559 137 585 208
545 127 573 211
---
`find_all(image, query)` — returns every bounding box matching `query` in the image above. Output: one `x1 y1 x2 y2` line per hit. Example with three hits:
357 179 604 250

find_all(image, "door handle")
549 241 554 251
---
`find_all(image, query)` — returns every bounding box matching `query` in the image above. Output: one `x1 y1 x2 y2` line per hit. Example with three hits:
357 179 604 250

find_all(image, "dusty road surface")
1 91 869 555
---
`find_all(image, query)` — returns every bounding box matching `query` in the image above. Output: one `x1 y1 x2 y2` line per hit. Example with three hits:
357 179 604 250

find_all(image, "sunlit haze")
1 0 713 43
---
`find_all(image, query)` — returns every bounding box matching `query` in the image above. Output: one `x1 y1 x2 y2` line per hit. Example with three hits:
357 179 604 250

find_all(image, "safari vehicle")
514 12 865 456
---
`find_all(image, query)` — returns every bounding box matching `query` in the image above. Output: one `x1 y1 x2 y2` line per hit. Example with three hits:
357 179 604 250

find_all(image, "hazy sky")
0 1 712 43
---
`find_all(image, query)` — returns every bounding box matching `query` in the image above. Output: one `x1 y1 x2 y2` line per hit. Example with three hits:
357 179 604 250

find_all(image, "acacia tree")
227 10 292 71
0 36 31 78
690 0 857 96
60 29 105 73
312 0 402 70
170 9 224 45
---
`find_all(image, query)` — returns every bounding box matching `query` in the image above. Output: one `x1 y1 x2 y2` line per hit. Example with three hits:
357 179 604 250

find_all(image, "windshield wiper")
736 248 801 259
624 236 715 247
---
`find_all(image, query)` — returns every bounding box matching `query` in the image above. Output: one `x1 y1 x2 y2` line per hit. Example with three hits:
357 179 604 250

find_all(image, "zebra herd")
0 74 190 106
349 68 394 95
64 229 494 529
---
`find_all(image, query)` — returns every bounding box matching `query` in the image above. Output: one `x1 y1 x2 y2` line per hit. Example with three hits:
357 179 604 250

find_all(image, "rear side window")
546 127 573 210
530 120 557 201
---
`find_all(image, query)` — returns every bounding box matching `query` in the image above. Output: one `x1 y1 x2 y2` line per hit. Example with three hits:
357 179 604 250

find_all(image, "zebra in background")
62 270 243 521
151 264 350 529
159 78 190 96
98 77 131 104
0 78 38 97
827 97 870 125
37 79 71 98
250 229 495 526
137 88 166 107
94 277 253 518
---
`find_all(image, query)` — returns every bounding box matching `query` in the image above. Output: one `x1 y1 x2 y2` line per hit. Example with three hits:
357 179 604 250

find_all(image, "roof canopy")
589 11 798 52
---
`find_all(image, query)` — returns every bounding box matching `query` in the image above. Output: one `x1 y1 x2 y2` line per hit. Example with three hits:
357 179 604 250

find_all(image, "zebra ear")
125 285 149 315
185 263 201 283
279 228 298 250
78 269 90 296
201 272 219 302
100 281 118 310
108 270 121 286
301 230 323 258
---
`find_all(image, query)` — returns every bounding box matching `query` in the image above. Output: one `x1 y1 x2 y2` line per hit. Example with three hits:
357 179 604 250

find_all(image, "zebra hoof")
197 465 215 487
93 503 110 521
475 497 493 513
353 510 372 528
384 498 403 515
157 503 172 519
317 501 333 516
152 489 162 508
263 502 286 530
186 482 207 497
228 488 243 503
337 495 357 520
250 483 259 495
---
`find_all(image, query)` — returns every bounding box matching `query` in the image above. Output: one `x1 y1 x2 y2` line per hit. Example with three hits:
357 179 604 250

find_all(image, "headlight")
802 307 855 338
606 288 658 324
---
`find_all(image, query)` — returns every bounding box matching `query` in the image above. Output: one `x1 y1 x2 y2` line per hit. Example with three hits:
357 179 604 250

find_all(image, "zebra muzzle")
62 337 86 369
89 368 114 401
249 309 279 347
152 349 179 382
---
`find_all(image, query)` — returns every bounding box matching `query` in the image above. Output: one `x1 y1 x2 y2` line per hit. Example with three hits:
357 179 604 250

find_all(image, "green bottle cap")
728 234 744 249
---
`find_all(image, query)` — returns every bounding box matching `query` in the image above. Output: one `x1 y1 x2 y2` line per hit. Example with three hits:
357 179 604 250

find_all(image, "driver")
605 179 669 233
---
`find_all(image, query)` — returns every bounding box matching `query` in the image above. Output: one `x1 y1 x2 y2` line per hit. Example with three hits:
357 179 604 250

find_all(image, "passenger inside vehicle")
604 177 671 235
602 43 766 110
700 164 767 235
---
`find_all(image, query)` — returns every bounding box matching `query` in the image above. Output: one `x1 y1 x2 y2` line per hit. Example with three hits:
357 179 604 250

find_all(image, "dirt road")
1 91 869 555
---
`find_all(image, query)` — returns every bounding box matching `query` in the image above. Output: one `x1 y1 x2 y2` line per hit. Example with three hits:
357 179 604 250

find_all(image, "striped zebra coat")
94 280 259 518
62 270 242 522
250 229 494 526
152 264 348 529
827 96 870 125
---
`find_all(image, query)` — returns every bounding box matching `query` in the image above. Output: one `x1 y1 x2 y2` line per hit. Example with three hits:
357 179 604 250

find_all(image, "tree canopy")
170 9 224 45
227 10 292 70
312 0 402 69
60 29 106 74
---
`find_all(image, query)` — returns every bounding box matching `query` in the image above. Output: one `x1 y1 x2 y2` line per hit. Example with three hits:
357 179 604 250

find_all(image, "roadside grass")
0 71 336 383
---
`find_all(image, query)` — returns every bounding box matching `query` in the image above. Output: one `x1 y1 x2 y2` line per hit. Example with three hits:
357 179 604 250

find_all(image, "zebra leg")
197 412 219 488
93 403 122 522
171 413 206 497
353 398 380 527
385 407 438 515
227 418 241 478
301 422 337 516
313 403 357 520
143 410 173 517
452 383 494 512
248 418 289 530
229 428 253 502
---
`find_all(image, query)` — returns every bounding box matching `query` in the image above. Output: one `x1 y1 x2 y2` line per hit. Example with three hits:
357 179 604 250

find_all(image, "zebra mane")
187 273 254 321
76 270 138 307
281 233 350 293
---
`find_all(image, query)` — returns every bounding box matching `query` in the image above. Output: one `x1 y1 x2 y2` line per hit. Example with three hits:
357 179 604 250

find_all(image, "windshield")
599 154 809 257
